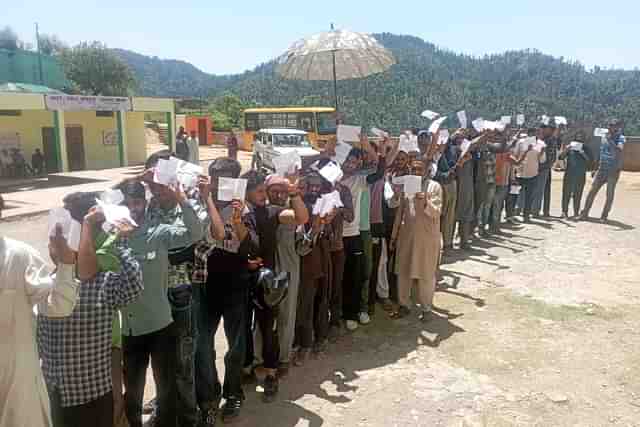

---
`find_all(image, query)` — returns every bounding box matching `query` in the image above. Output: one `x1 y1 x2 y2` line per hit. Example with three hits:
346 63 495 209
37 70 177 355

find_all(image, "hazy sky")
6 0 638 75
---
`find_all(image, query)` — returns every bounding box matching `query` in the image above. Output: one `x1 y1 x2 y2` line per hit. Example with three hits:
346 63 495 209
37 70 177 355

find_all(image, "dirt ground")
2 152 639 426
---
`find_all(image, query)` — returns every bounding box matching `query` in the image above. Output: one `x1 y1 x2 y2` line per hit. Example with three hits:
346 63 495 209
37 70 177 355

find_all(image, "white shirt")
341 175 367 237
515 138 547 179
0 237 78 427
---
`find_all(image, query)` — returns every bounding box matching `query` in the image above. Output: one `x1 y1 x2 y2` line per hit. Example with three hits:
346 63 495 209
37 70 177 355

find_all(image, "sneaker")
562 212 569 220
263 375 279 403
345 320 359 331
358 312 371 325
199 407 218 427
379 298 394 312
221 396 243 423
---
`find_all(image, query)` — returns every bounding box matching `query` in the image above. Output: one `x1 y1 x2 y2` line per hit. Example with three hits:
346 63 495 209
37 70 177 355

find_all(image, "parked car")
252 128 320 172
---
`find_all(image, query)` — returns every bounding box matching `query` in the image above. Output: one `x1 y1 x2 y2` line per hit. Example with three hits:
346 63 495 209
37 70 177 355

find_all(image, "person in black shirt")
192 157 258 426
242 170 308 402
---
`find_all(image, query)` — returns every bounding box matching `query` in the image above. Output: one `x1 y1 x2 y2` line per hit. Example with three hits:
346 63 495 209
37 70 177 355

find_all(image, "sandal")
390 306 411 319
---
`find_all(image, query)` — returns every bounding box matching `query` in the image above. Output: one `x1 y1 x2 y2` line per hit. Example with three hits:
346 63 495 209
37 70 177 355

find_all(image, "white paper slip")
428 116 448 134
272 151 302 176
594 128 608 137
403 175 423 196
421 110 440 120
337 125 362 143
457 110 467 128
176 161 204 189
218 177 248 202
47 207 82 251
154 157 181 186
312 191 343 217
509 185 522 195
383 181 395 201
370 127 388 138
391 176 406 186
516 114 525 126
438 129 450 145
555 116 568 126
95 199 138 231
501 116 512 125
100 189 124 205
483 120 506 131
333 141 353 165
472 118 485 132
569 141 583 151
398 134 420 154
460 139 472 158
318 161 343 184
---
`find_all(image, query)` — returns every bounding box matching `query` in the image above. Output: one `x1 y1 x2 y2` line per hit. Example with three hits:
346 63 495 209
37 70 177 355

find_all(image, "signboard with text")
45 95 131 111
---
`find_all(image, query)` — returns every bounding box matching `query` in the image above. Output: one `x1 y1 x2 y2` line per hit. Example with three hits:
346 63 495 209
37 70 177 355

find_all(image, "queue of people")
0 117 625 427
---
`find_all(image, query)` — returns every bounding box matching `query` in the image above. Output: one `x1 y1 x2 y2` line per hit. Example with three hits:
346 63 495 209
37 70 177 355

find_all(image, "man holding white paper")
1 202 79 427
115 178 203 427
192 157 258 424
241 170 308 402
142 151 222 427
514 131 546 222
558 131 593 219
581 119 626 222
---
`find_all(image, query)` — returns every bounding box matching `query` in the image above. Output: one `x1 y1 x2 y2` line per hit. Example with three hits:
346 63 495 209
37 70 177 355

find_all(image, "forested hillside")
113 33 640 133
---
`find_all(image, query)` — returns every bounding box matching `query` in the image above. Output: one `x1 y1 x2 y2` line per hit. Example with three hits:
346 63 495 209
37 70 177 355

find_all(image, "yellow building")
0 92 176 173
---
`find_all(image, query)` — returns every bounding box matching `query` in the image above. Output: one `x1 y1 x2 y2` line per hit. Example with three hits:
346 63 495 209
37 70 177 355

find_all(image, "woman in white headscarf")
0 200 79 427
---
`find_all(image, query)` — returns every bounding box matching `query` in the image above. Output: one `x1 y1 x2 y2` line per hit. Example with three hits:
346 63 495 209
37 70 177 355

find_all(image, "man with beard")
242 170 308 401
295 171 336 365
263 174 312 375
192 157 258 425
140 151 224 427
117 179 203 427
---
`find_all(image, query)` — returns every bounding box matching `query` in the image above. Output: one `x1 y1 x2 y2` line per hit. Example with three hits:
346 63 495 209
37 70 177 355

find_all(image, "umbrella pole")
332 50 339 112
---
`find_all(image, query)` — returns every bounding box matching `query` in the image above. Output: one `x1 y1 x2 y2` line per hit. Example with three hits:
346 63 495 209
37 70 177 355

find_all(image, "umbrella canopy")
277 29 395 81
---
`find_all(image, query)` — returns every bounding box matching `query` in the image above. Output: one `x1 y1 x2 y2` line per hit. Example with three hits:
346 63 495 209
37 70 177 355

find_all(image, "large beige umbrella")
276 25 396 111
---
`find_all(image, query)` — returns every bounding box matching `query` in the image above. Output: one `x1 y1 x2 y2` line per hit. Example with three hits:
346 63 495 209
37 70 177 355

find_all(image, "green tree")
211 93 245 127
60 41 137 96
38 34 67 56
0 26 20 50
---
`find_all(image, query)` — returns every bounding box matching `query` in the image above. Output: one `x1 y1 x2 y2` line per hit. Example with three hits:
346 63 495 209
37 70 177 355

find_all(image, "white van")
252 128 320 171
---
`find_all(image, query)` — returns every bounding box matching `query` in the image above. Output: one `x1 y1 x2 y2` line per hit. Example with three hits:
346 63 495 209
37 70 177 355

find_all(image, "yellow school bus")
240 107 337 151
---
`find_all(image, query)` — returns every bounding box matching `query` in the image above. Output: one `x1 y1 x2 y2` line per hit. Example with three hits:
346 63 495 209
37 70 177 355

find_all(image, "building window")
0 110 21 116
96 111 114 117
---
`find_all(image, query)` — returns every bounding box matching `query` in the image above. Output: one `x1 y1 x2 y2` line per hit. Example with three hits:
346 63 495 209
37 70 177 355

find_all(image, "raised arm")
104 237 144 309
28 230 78 317
160 187 204 250
278 180 309 226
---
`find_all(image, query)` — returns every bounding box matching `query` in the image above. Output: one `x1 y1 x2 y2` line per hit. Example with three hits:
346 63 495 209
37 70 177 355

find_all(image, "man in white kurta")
0 229 78 427
186 131 200 165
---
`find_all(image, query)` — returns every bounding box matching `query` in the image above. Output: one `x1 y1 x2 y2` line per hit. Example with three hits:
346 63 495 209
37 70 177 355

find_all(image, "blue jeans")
168 285 197 427
532 168 550 215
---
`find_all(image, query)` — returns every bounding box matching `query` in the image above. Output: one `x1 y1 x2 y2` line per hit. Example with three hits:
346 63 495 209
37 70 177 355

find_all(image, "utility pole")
35 23 44 85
